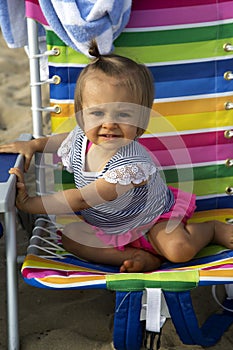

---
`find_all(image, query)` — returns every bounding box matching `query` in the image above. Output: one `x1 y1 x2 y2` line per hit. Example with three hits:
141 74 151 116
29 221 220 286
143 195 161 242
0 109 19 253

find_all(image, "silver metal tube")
5 209 19 350
27 17 46 195
26 18 43 139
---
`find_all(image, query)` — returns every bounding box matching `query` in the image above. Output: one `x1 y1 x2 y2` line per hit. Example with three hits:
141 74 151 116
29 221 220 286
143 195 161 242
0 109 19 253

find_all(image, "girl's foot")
120 250 161 273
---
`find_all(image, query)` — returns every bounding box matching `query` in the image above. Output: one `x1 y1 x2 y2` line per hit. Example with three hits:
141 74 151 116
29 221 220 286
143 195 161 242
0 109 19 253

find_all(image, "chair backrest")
44 1 233 216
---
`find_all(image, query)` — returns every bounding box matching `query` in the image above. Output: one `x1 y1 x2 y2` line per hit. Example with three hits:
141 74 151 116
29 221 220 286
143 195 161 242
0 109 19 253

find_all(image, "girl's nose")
102 117 118 128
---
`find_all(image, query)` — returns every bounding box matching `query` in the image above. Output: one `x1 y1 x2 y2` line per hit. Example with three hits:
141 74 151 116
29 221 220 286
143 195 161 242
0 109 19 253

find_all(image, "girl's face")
80 73 141 147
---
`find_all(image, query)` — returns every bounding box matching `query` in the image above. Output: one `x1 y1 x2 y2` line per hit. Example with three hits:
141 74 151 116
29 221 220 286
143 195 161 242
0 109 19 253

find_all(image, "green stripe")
47 45 90 64
46 30 65 46
54 169 74 184
116 23 233 46
47 23 233 47
162 164 230 183
53 166 231 195
194 245 228 259
106 270 199 292
47 40 232 65
46 28 233 64
48 39 233 65
169 176 233 196
114 39 233 63
55 165 229 184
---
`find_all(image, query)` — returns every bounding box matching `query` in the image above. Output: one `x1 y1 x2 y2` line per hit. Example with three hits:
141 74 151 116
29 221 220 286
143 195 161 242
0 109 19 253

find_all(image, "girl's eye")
117 112 131 119
91 111 104 117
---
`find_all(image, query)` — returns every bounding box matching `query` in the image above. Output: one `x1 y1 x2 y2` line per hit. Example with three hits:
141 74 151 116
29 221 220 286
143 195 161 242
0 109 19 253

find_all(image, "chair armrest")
0 134 32 212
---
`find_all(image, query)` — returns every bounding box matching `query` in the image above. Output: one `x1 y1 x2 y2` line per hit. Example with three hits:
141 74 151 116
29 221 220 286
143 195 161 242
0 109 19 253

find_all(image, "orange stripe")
153 95 230 116
40 275 106 284
200 270 233 277
50 95 230 119
50 102 75 118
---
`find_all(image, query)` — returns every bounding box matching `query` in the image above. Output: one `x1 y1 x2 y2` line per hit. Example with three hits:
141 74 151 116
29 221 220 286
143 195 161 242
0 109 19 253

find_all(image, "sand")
0 32 233 350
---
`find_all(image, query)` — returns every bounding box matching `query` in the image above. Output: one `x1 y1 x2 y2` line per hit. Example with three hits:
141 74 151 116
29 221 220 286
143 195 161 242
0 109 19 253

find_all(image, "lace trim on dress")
103 163 157 185
57 129 76 173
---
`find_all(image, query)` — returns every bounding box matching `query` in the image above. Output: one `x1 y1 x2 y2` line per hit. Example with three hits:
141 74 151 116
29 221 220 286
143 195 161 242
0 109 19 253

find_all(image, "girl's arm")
9 167 135 215
0 133 68 171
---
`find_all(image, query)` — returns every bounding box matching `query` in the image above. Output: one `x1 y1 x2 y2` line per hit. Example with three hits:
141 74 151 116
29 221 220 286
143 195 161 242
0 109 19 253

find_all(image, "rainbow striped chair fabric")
22 1 233 349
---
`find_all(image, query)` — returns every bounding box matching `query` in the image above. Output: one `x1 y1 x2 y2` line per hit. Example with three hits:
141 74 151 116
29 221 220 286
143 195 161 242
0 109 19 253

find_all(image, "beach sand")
0 32 233 349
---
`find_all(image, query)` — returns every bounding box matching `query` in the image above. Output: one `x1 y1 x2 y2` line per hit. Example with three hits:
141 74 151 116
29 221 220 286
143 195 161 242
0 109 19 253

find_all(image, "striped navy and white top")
58 126 174 236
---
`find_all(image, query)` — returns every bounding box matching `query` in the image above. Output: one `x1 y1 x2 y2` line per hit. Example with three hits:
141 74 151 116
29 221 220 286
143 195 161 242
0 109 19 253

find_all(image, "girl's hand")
0 140 36 172
9 167 31 211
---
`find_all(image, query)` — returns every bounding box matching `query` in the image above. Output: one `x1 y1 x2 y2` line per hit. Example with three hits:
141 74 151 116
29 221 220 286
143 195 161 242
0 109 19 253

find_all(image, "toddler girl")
1 45 233 272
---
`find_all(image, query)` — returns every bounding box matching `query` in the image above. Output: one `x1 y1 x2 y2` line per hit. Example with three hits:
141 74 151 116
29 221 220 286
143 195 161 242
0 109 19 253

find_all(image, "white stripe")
200 277 233 282
48 55 233 70
48 62 87 68
50 98 74 104
155 91 233 103
142 126 233 137
124 18 233 33
53 3 85 26
146 55 233 67
196 193 229 200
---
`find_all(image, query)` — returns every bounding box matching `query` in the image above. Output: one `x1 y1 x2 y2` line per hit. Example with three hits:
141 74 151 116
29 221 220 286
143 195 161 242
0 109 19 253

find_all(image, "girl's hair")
74 41 154 135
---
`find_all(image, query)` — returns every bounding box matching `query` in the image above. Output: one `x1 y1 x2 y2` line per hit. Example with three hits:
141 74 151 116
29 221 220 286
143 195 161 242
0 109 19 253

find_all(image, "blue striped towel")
0 0 46 49
0 0 27 48
39 0 132 56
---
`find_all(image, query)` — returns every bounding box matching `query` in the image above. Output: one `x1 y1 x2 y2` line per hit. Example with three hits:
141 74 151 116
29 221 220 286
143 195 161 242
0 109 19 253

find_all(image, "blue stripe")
49 66 82 100
0 154 18 182
49 58 233 100
155 77 232 98
196 196 233 211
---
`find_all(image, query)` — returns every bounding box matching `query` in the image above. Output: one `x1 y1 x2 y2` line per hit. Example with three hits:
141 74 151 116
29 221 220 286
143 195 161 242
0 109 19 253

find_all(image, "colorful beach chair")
2 0 233 349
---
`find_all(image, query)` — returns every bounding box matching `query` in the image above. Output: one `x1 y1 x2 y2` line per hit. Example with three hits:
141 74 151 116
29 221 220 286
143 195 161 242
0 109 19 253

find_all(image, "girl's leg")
62 221 161 272
148 220 233 263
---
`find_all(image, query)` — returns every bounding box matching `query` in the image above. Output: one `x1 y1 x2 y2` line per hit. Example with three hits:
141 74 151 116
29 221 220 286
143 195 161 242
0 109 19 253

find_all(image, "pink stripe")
131 0 225 11
25 1 48 25
127 3 233 28
203 264 233 270
150 144 233 167
139 131 232 151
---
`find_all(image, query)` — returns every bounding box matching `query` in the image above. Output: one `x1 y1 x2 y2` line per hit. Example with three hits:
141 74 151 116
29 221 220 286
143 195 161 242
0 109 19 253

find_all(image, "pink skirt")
95 186 196 254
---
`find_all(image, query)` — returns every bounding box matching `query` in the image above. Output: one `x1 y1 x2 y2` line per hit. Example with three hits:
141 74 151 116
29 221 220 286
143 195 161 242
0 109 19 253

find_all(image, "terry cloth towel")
0 0 46 49
38 0 132 56
0 0 27 48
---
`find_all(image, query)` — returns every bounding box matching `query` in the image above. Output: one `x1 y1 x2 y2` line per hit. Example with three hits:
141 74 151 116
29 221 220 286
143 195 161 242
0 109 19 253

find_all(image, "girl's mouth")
100 134 121 139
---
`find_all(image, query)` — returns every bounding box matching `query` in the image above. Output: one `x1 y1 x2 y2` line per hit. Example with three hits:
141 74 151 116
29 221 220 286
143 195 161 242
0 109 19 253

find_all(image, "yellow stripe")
50 103 231 137
51 116 77 133
189 209 233 223
146 110 233 133
50 108 231 134
23 255 108 274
